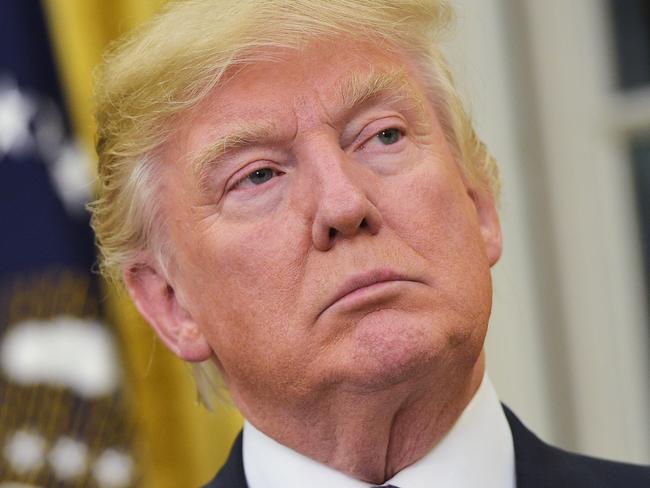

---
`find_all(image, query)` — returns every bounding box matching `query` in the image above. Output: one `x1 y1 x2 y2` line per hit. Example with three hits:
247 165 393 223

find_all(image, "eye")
376 128 402 145
247 168 275 185
231 167 280 190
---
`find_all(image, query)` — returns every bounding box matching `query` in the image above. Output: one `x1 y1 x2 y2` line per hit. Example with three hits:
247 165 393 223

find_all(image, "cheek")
177 213 312 361
380 163 481 256
212 219 306 299
378 162 493 324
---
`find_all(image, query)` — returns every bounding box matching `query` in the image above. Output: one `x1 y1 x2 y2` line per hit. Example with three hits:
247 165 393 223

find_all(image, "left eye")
375 128 402 145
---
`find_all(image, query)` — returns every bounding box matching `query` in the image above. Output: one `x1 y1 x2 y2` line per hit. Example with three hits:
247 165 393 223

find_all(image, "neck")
234 353 485 484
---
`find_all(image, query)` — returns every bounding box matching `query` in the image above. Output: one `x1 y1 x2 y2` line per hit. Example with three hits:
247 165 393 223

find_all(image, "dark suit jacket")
203 406 650 487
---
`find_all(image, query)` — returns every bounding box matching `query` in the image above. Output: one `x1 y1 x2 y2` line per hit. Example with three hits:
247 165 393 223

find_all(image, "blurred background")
447 0 650 468
0 0 648 487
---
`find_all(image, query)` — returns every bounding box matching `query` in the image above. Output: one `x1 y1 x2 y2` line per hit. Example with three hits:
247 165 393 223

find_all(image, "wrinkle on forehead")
186 46 432 193
292 93 327 130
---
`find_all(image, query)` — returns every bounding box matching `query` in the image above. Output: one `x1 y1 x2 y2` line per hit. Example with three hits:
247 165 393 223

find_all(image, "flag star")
50 141 93 213
0 80 35 159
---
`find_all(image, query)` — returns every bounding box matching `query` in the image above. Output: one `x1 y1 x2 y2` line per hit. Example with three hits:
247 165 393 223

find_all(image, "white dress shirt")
243 374 516 488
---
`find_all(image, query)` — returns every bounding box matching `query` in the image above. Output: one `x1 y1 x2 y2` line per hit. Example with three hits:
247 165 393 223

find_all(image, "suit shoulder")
549 442 650 487
503 405 650 488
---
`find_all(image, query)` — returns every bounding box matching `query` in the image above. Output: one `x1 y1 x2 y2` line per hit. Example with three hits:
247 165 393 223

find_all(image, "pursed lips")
319 268 421 317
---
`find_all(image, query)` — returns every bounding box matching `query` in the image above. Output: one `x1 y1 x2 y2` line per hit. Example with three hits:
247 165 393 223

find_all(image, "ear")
468 187 502 267
123 262 212 362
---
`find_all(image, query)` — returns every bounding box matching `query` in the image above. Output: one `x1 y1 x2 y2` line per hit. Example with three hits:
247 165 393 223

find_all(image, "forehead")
220 39 418 104
172 38 429 149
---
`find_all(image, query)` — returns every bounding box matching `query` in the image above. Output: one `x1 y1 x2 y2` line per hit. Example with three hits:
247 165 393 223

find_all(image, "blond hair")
91 0 499 281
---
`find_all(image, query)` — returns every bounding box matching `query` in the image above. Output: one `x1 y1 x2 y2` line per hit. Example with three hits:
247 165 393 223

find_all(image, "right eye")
230 166 283 191
375 127 403 146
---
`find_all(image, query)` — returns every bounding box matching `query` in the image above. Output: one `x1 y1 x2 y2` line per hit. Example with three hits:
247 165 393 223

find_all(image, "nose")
310 152 382 252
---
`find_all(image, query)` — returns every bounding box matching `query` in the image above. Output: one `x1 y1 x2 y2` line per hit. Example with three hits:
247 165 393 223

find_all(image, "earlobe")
123 262 213 362
468 187 502 267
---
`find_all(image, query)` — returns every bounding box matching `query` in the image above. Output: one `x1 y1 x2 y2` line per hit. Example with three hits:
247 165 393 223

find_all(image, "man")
90 0 650 486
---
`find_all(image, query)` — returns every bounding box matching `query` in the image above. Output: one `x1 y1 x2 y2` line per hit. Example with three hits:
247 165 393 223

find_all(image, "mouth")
320 268 421 317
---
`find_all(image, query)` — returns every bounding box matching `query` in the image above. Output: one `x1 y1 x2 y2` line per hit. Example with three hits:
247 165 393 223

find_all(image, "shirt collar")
242 373 515 488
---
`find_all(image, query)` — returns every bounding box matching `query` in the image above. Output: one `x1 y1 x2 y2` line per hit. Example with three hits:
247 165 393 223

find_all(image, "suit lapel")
503 405 609 488
504 405 555 488
203 432 248 488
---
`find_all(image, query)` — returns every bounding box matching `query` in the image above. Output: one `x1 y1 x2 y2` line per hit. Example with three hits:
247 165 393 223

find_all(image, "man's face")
154 39 501 417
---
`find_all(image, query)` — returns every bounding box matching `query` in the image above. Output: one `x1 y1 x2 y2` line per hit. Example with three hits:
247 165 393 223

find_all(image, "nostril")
360 218 368 228
329 228 337 239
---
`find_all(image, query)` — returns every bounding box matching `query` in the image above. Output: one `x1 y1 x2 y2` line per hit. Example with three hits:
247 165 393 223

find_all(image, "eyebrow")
192 120 279 193
192 68 430 192
338 68 429 123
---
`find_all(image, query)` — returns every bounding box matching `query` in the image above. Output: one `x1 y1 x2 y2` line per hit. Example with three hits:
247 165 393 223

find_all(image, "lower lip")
330 280 412 310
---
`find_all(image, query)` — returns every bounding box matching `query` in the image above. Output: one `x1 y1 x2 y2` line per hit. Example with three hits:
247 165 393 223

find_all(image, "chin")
336 308 477 393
